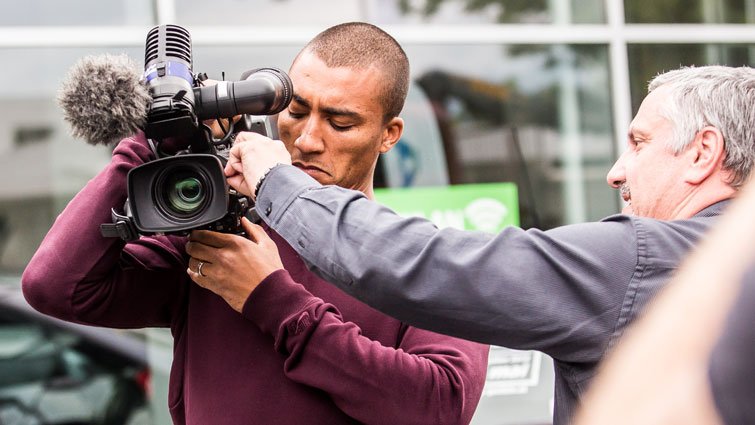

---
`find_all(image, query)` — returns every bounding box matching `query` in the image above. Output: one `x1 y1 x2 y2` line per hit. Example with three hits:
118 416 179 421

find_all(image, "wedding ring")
197 261 205 277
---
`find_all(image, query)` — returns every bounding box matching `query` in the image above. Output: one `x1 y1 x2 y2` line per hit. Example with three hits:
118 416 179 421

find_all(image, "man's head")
607 65 755 219
276 22 409 198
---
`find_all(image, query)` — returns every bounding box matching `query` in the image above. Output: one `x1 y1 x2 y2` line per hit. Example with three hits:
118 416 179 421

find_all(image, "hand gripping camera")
100 25 292 241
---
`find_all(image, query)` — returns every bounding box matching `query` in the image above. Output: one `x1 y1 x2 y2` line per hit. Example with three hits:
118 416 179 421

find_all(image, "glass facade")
624 0 755 24
174 0 607 25
0 1 753 424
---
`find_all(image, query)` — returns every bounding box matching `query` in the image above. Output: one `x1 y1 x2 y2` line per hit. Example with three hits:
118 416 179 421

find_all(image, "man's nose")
294 118 324 152
606 152 626 189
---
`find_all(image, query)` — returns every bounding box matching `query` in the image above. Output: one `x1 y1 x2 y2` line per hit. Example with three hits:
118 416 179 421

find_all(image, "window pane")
0 0 153 26
176 0 367 26
379 0 606 24
625 0 755 23
404 43 617 230
175 0 605 25
0 47 143 274
627 44 755 113
191 46 300 82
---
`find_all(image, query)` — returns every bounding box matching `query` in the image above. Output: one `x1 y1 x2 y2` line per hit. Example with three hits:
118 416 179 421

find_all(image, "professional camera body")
100 24 292 241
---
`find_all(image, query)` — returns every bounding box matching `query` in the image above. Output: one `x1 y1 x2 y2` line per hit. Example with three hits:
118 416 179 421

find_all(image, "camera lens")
157 168 210 218
168 176 204 212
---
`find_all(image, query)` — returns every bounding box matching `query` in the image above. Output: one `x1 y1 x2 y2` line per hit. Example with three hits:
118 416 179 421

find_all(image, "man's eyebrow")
292 93 310 108
321 105 361 119
628 125 648 139
293 93 361 120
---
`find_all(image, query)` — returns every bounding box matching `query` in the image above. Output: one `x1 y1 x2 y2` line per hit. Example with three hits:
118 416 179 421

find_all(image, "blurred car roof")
0 279 148 365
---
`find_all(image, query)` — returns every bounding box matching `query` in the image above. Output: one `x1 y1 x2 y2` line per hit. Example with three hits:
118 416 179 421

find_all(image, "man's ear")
685 125 726 185
379 117 404 154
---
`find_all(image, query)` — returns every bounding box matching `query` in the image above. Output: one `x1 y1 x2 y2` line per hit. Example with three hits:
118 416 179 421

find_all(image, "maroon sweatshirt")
21 133 489 425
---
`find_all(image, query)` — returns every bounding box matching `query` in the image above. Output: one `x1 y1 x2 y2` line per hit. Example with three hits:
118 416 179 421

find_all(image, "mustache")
619 183 631 199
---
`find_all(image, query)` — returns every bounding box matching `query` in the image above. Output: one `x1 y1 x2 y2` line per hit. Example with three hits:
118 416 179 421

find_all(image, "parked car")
0 282 151 425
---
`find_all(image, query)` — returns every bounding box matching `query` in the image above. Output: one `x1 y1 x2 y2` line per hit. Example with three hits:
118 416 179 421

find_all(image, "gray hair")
647 65 755 187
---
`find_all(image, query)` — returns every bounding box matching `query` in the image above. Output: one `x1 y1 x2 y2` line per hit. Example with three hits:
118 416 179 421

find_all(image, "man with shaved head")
24 22 489 425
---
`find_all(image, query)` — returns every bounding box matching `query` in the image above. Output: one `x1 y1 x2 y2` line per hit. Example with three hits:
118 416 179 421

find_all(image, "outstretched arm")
223 134 641 362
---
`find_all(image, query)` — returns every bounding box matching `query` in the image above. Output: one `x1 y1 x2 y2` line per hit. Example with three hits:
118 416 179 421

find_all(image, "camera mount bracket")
100 208 139 241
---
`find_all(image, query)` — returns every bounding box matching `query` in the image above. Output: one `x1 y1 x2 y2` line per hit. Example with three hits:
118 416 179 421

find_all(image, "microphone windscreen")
57 53 151 146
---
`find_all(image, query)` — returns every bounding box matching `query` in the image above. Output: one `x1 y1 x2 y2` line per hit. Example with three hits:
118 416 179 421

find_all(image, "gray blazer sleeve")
256 165 638 363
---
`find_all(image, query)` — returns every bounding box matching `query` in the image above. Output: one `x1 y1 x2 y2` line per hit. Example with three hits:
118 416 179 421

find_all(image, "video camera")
100 24 293 241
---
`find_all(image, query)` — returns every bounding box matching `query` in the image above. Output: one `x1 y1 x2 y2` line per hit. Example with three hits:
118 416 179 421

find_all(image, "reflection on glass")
405 43 616 230
628 44 755 113
625 0 755 23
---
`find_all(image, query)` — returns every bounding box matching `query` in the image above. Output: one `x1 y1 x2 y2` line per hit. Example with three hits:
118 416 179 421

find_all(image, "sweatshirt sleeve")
21 133 188 329
242 269 489 425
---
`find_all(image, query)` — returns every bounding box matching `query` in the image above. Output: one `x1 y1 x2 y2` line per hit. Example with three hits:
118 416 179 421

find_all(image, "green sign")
374 183 519 233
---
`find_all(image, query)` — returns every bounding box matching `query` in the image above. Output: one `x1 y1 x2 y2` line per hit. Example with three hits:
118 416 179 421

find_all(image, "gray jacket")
255 165 729 424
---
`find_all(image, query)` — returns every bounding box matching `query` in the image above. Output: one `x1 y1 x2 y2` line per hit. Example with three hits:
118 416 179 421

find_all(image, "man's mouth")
293 162 327 176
